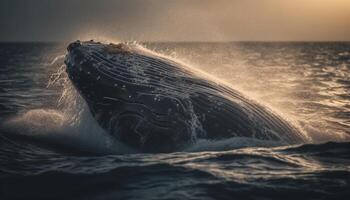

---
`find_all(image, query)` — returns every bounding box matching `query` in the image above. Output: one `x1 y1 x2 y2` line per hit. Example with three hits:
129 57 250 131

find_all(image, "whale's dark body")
65 41 305 152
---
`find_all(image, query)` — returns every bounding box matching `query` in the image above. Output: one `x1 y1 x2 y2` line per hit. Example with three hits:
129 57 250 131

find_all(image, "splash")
143 43 349 142
137 42 311 143
3 54 135 154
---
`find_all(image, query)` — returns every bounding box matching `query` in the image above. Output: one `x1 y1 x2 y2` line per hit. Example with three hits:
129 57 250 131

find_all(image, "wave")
1 107 136 155
1 134 349 200
280 141 350 160
184 137 283 152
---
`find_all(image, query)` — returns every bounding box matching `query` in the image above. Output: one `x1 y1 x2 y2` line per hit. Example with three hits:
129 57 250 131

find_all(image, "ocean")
0 42 349 199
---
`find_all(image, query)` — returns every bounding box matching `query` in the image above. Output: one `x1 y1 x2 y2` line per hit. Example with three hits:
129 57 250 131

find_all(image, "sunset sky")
1 0 349 42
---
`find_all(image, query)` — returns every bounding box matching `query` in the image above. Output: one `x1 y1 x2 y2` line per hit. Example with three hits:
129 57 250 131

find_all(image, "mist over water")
0 42 349 199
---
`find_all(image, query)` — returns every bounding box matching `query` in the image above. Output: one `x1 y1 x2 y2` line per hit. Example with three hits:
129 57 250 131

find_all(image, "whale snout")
65 40 132 106
67 40 82 52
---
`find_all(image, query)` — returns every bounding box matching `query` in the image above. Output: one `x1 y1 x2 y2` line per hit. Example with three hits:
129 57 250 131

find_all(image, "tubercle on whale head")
67 40 82 52
104 43 132 54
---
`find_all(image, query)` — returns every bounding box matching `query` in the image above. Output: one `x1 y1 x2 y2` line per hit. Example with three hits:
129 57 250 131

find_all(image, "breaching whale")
65 40 305 152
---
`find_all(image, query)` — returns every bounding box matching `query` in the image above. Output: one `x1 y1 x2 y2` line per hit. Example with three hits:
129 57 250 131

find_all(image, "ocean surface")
0 42 349 199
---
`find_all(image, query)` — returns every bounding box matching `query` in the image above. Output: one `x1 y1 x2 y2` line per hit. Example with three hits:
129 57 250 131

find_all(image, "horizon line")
0 40 350 43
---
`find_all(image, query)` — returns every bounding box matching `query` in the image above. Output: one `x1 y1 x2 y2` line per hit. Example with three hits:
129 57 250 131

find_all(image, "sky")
0 0 350 42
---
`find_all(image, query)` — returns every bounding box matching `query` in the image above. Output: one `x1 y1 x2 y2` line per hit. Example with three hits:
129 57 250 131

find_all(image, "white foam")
3 107 136 155
3 58 136 155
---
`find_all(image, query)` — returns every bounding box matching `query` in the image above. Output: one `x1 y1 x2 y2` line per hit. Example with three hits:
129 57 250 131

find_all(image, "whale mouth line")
64 40 307 153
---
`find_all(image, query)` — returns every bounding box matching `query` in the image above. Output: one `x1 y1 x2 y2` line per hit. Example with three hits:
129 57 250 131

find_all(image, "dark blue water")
0 42 350 200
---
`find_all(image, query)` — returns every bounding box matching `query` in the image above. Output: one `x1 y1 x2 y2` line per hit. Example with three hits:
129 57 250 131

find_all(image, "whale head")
65 41 138 103
65 40 197 152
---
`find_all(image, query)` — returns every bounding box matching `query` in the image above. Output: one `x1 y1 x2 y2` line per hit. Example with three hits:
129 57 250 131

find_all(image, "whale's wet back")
65 41 306 152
